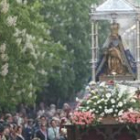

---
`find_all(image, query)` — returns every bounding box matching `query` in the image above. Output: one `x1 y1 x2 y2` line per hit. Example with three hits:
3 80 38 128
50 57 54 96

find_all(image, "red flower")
107 80 114 85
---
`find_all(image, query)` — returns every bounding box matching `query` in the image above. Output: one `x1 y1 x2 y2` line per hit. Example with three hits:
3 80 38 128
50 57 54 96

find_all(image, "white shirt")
48 127 60 140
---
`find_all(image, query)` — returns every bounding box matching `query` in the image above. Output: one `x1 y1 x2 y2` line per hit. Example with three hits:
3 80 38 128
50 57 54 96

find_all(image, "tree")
41 0 105 104
0 0 68 111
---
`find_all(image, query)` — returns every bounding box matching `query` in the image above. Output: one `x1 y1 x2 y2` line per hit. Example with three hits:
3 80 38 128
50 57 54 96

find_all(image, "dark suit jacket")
36 130 49 140
16 135 24 140
23 127 33 140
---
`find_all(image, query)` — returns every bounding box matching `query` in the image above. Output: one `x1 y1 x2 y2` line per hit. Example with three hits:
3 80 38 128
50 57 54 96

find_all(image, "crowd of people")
0 102 73 140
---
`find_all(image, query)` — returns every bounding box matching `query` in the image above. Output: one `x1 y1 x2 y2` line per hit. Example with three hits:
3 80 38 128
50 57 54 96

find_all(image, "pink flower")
119 111 140 123
72 111 95 125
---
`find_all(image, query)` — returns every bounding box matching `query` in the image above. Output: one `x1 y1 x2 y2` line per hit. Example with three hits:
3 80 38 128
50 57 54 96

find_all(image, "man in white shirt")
48 120 60 140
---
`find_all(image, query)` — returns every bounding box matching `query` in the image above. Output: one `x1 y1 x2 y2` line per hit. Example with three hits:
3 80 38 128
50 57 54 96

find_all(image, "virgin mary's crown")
110 23 120 35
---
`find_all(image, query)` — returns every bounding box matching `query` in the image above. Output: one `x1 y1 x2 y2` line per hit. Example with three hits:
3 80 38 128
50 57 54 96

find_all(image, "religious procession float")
65 80 140 140
64 0 140 140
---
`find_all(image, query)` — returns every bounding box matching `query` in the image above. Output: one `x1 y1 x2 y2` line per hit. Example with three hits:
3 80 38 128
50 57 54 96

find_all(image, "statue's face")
110 23 119 31
111 34 118 39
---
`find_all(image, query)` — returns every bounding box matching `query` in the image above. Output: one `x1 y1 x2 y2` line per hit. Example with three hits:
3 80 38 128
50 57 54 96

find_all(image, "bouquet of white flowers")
76 81 138 119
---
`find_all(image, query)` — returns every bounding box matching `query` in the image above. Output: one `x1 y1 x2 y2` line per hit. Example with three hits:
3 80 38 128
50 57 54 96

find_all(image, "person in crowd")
23 119 34 140
17 113 23 126
47 104 56 120
5 114 13 124
62 103 71 118
15 126 24 140
3 125 10 140
48 120 60 140
33 115 47 135
49 105 56 116
51 117 60 127
0 114 4 123
37 102 46 118
35 123 48 140
0 123 6 140
59 118 67 140
0 102 73 140
22 116 28 129
40 116 47 126
9 124 17 140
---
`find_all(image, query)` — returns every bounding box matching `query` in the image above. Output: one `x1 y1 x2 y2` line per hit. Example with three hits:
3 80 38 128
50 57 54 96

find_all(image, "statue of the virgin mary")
96 22 136 80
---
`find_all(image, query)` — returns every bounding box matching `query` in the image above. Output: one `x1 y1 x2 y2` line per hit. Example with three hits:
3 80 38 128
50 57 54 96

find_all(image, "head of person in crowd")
27 119 34 128
9 124 16 135
5 113 13 124
16 125 23 135
52 117 60 126
67 112 73 121
40 123 47 132
63 103 71 112
53 111 61 120
50 104 56 110
3 125 10 139
13 113 19 123
9 124 18 140
63 103 72 118
50 120 57 128
49 104 56 116
39 115 47 126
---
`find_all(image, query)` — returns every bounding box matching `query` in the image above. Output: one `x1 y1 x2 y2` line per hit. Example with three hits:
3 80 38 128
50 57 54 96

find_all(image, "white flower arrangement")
76 81 138 118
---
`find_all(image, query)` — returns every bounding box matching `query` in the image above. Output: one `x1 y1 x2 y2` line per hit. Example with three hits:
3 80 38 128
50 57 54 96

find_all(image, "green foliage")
98 21 110 48
41 0 103 102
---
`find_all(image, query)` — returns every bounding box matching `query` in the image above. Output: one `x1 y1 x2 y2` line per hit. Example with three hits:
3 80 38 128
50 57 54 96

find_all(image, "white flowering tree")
0 0 69 111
